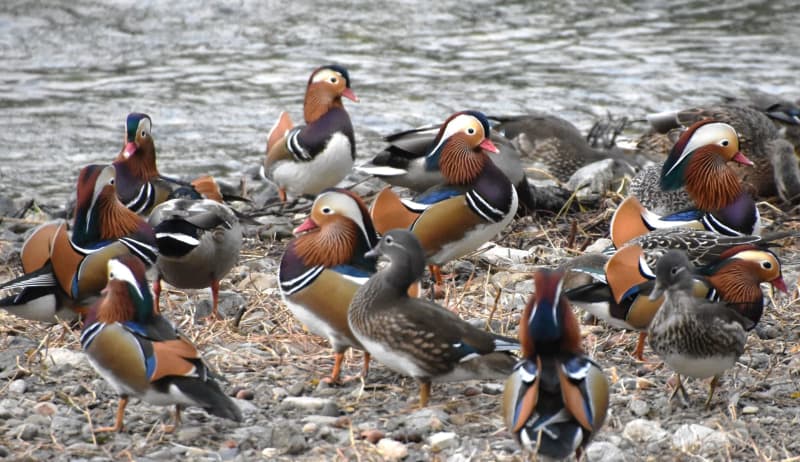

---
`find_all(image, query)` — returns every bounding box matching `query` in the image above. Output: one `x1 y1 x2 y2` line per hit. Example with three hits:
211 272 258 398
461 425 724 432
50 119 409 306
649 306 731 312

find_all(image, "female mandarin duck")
279 188 382 383
647 250 753 407
81 255 242 432
563 229 787 360
502 269 609 460
113 113 227 215
262 64 357 202
646 103 800 203
0 164 157 323
147 192 242 320
348 230 519 407
369 111 518 292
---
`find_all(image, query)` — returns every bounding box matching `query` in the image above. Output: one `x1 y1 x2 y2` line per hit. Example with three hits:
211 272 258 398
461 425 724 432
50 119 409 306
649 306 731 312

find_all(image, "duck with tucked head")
81 255 242 432
348 230 519 407
369 111 518 293
279 188 383 384
503 269 609 460
262 65 358 202
1 164 157 323
647 250 753 407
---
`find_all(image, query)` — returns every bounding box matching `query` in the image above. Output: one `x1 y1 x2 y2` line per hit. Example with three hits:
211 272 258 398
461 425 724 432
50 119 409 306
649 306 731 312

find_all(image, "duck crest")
684 146 742 210
661 120 738 191
425 111 492 181
521 269 581 357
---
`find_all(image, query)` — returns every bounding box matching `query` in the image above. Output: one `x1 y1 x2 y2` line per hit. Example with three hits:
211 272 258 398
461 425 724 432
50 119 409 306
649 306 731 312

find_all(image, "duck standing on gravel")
647 250 752 407
262 64 358 202
502 268 609 460
369 111 518 295
81 255 242 433
147 193 242 320
348 230 519 407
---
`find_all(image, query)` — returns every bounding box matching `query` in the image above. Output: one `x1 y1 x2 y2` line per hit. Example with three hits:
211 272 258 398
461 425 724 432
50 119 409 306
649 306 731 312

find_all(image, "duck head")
425 110 499 185
304 65 357 123
520 269 582 357
89 254 155 325
649 250 695 300
365 229 426 291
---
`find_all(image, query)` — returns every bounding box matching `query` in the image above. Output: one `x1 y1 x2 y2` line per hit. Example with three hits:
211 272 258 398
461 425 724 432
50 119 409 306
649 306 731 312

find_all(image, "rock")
400 408 448 438
15 423 39 440
301 415 339 427
742 406 758 415
235 388 255 400
271 425 308 455
585 441 625 462
377 438 408 460
584 238 613 254
234 398 259 415
428 432 458 452
361 429 384 444
232 425 266 443
280 397 339 417
271 387 289 401
287 382 306 397
302 422 318 434
34 402 58 416
176 426 205 444
237 272 276 292
478 242 532 266
622 419 668 443
481 383 504 395
672 424 729 455
45 348 85 368
8 379 27 394
0 445 9 457
628 398 650 417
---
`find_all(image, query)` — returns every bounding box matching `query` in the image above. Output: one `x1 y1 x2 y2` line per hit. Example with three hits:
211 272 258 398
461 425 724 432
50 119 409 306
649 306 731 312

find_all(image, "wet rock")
8 379 26 394
377 438 408 460
622 419 668 443
280 397 339 417
428 431 458 452
586 441 625 462
672 424 728 455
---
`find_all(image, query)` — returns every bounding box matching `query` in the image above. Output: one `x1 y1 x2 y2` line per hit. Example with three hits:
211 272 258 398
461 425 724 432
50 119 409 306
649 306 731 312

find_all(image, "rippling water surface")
0 0 797 204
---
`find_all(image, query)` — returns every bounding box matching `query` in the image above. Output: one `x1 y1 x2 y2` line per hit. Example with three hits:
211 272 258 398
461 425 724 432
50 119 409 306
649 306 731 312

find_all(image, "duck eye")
109 272 114 279
109 178 115 185
321 207 333 214
330 77 338 84
670 267 679 275
720 139 729 147
384 235 394 245
466 127 476 135
762 262 772 269
141 130 147 138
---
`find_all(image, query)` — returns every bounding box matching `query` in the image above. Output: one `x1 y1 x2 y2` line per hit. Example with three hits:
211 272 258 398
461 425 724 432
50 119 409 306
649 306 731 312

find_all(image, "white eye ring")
321 207 333 214
720 139 729 147
762 261 772 269
329 77 338 84
384 235 394 245
467 127 476 135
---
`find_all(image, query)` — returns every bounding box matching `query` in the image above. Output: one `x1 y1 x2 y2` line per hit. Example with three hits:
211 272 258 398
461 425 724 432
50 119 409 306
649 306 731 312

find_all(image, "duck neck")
293 220 375 272
684 148 742 211
377 250 426 296
304 87 342 123
437 141 488 186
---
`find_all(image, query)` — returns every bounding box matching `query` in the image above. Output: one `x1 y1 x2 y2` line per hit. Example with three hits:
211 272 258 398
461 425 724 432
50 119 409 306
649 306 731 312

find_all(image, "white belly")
663 353 736 379
354 335 426 378
272 133 353 196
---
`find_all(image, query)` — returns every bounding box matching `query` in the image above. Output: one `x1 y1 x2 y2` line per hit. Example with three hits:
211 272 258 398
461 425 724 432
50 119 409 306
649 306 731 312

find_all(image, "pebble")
628 398 650 417
428 432 458 452
361 429 384 444
280 397 339 417
45 348 85 368
237 272 276 292
234 398 259 415
481 383 504 395
742 406 759 415
0 445 8 457
622 419 668 443
33 402 58 417
302 415 340 427
176 426 205 444
585 441 625 462
377 438 408 460
235 388 255 400
8 379 26 394
400 408 448 438
302 422 318 434
271 386 289 401
672 424 728 455
15 423 39 441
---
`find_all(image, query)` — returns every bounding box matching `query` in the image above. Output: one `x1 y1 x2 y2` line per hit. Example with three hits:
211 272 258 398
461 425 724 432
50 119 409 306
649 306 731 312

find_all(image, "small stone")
402 408 448 437
16 423 38 441
481 383 504 395
271 387 289 401
361 429 384 444
234 398 259 415
176 426 204 444
280 397 339 417
302 422 318 434
9 379 26 394
672 424 728 455
742 406 758 415
33 402 58 417
0 445 9 457
463 386 481 397
261 448 279 458
287 382 306 396
377 438 408 460
235 389 255 400
585 441 625 462
628 399 649 417
302 415 339 427
428 432 458 452
45 348 85 368
623 419 668 443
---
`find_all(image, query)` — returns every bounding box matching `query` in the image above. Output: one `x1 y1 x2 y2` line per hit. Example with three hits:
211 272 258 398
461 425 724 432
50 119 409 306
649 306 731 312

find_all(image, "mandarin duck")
0 164 157 323
359 120 545 215
502 269 609 459
262 65 357 202
113 113 229 216
81 255 242 432
348 230 519 407
647 250 753 407
563 230 787 360
147 193 242 320
279 188 383 383
369 111 518 292
628 120 754 216
645 104 800 203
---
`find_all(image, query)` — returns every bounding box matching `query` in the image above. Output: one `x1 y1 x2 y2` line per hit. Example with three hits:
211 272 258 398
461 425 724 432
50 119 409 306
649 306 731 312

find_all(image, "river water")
0 0 797 205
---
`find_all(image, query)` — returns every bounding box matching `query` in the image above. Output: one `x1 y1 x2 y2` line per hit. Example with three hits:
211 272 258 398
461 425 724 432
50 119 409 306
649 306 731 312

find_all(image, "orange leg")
162 406 182 433
152 277 162 314
205 280 223 320
94 396 128 433
418 380 431 408
633 332 647 361
278 187 287 203
322 352 345 384
360 352 371 380
429 265 445 299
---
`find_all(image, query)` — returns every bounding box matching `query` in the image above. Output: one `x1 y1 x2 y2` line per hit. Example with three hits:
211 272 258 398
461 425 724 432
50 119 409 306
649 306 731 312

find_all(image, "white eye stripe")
107 259 143 300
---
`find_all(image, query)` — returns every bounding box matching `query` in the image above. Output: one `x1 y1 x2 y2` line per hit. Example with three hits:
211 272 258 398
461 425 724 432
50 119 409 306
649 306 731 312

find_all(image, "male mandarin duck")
113 113 227 216
647 250 753 407
563 229 787 360
348 230 519 407
369 111 518 291
0 164 157 323
502 269 609 459
646 103 800 203
359 120 540 215
147 193 242 320
262 64 357 202
81 255 242 432
280 188 385 383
